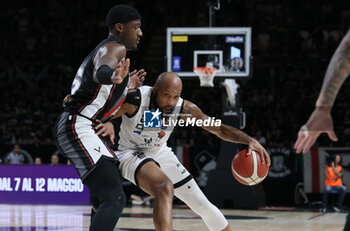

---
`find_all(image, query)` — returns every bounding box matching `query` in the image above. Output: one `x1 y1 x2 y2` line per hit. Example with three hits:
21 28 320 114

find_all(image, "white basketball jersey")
117 86 183 151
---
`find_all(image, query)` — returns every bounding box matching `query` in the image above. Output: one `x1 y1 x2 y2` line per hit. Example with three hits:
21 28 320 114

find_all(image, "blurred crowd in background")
1 0 350 163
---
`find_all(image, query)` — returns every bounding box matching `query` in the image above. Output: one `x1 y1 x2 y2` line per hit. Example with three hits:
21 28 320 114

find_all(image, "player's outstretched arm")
316 29 350 108
294 29 350 154
181 100 270 166
92 43 130 85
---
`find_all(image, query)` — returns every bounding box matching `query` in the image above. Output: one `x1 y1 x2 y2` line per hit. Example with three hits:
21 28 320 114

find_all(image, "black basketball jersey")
63 35 129 122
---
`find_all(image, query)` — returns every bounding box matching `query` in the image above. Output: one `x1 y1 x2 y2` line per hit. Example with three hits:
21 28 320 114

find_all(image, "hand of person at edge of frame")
246 138 271 166
294 107 338 154
129 69 146 88
95 120 115 145
112 58 130 84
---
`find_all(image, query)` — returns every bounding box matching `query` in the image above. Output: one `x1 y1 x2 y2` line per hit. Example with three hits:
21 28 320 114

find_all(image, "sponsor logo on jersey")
144 137 153 144
133 130 142 135
158 131 166 139
133 151 146 159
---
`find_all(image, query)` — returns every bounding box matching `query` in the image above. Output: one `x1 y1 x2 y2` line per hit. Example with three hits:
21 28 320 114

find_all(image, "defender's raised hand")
130 69 146 88
112 58 130 84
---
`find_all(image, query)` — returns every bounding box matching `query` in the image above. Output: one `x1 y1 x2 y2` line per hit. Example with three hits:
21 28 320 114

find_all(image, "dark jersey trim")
173 175 193 189
179 99 185 115
134 158 160 186
90 37 120 66
78 83 102 113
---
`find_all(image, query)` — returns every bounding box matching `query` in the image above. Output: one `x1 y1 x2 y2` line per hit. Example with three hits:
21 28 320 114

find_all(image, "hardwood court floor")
0 204 346 231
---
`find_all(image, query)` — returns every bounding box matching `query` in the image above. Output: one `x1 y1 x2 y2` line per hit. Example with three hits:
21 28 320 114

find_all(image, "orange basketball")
231 149 269 186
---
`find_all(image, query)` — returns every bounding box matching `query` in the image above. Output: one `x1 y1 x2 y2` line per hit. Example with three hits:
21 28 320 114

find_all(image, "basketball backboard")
166 27 252 78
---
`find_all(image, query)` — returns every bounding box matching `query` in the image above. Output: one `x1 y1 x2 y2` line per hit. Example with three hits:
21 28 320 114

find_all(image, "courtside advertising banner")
0 164 90 204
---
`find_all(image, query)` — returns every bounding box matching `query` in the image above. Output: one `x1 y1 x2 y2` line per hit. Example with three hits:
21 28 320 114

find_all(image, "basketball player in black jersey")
294 29 350 230
55 5 144 231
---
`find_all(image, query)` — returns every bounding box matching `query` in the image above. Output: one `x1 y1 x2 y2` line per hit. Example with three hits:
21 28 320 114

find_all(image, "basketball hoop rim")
193 67 217 72
193 67 218 77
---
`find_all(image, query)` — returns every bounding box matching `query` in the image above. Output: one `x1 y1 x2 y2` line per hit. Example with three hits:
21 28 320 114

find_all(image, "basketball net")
193 67 217 87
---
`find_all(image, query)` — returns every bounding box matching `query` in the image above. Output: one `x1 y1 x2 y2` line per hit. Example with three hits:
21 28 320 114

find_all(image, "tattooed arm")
316 29 350 107
181 100 270 165
294 29 350 153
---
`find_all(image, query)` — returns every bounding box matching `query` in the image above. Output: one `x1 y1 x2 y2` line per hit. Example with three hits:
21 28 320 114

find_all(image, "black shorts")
55 112 118 182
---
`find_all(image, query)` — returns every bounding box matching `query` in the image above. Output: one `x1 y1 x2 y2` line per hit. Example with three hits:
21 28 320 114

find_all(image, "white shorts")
116 146 192 188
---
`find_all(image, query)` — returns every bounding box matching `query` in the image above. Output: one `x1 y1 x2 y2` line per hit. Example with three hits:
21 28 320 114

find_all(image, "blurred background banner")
263 147 299 205
0 165 90 204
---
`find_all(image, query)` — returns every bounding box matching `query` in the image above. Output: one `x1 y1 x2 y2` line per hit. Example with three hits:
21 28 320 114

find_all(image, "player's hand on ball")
294 107 338 154
232 149 269 185
129 69 146 88
95 121 115 145
247 138 270 166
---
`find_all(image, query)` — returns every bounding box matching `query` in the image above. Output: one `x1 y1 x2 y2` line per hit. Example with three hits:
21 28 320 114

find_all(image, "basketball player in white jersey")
95 72 270 231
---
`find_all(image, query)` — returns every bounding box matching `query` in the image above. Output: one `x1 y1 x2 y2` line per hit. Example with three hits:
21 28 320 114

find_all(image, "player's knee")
153 178 174 199
100 191 126 216
90 192 101 210
110 192 126 213
109 186 126 206
118 191 127 207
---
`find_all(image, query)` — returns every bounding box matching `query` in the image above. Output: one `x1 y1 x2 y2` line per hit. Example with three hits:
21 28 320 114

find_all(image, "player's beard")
151 91 174 114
